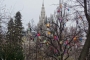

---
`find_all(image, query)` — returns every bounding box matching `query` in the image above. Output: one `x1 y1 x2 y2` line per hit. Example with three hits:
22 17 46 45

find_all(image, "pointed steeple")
27 22 31 32
41 0 45 18
42 0 44 6
28 22 30 28
38 0 46 26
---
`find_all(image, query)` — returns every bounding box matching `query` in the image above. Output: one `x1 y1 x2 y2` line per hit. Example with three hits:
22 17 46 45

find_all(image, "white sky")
2 0 59 29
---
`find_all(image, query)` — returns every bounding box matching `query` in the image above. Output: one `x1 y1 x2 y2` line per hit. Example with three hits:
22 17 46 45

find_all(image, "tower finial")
42 0 44 6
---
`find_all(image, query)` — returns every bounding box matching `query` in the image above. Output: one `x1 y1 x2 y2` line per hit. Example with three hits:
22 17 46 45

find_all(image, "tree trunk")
87 50 90 60
78 33 90 60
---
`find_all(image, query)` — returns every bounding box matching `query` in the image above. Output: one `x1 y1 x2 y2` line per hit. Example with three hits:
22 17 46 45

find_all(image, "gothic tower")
38 0 46 28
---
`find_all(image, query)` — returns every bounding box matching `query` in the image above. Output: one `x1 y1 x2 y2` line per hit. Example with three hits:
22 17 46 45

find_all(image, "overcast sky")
2 0 59 29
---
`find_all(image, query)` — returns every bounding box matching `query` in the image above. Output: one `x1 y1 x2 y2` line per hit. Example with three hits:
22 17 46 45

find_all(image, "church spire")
38 0 46 26
42 0 44 6
28 22 30 28
41 0 45 18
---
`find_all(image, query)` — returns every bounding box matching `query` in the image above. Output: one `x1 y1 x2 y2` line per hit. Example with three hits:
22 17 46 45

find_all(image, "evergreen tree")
14 11 23 44
0 25 2 43
5 12 24 60
6 18 14 45
0 22 3 60
13 11 24 60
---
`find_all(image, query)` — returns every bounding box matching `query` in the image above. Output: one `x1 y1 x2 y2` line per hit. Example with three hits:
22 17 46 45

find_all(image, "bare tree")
71 0 90 60
36 1 83 60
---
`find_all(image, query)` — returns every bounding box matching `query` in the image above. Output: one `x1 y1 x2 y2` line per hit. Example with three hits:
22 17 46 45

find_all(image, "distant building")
38 2 46 26
22 22 36 60
37 1 47 34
